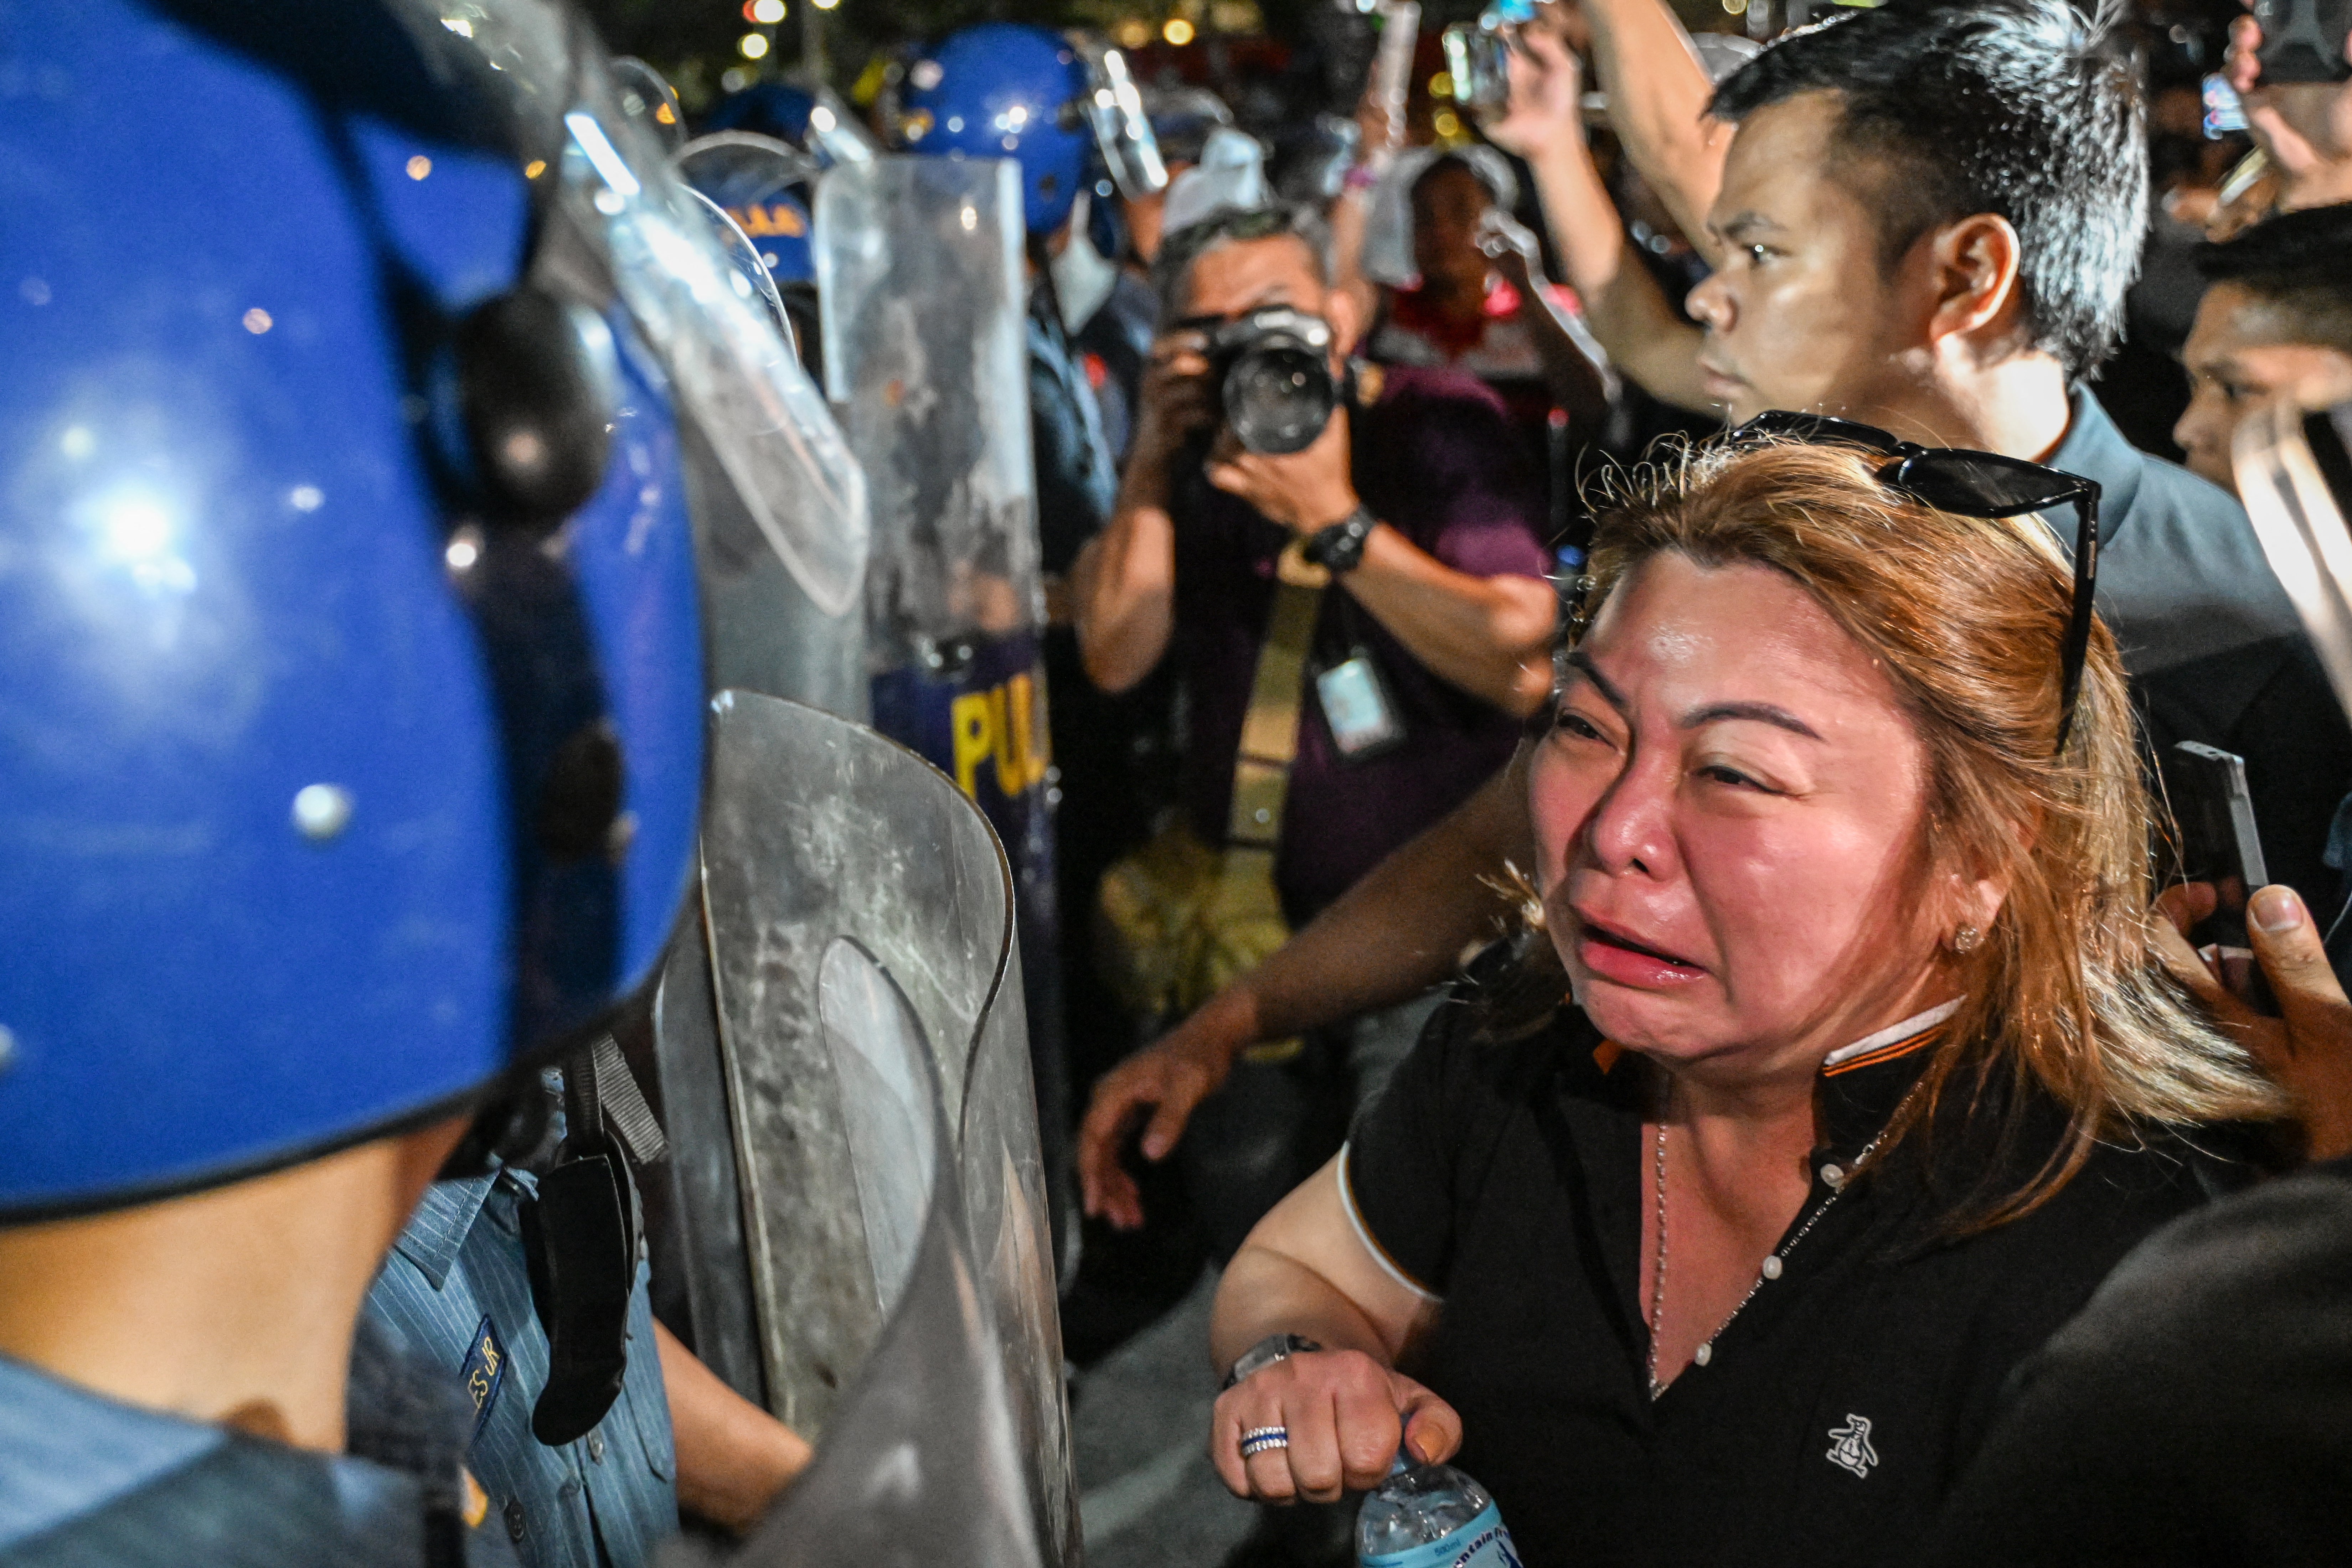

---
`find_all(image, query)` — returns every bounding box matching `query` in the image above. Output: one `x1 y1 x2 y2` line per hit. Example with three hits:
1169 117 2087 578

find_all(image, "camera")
1206 307 1339 455
2254 0 2352 84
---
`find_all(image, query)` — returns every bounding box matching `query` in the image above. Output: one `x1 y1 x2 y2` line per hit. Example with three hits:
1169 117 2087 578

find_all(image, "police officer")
0 2 702 1561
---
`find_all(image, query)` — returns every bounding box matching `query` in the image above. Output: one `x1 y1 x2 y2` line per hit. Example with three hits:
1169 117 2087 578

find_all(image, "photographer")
1070 201 1552 1176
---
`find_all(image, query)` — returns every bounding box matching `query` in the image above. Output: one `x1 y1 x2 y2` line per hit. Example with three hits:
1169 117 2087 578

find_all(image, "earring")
1951 925 1984 954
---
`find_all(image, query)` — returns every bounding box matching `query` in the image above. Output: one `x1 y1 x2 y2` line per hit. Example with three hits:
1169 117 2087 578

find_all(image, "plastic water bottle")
1357 1451 1521 1568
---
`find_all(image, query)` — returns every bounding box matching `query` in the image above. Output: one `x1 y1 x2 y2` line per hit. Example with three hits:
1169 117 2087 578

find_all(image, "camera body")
2255 0 2352 85
1206 306 1339 455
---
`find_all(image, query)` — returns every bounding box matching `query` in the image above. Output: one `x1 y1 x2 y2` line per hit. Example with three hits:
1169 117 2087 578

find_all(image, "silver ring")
1239 1425 1290 1458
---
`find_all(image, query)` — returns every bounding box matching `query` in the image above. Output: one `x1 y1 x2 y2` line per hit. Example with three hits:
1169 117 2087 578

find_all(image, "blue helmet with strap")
893 24 1166 237
0 0 707 1217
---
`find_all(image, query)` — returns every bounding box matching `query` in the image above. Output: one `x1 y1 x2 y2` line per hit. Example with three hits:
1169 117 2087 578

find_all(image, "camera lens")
1225 343 1336 455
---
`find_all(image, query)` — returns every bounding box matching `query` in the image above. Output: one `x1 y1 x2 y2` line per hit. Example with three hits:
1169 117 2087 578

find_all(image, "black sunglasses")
1727 411 2103 753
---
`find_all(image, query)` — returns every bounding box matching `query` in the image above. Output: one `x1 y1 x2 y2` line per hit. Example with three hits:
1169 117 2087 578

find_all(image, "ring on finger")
1239 1425 1290 1458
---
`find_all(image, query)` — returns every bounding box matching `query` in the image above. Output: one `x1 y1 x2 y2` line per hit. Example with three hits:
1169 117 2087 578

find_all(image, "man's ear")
1923 212 2027 351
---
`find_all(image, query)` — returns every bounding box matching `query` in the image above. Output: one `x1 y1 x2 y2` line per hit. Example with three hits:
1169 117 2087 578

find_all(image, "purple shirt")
1170 363 1549 922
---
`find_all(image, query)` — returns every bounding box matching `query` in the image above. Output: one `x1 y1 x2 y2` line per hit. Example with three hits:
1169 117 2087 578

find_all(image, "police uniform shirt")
1340 983 2216 1568
0 1328 517 1568
1921 1153 2352 1566
2057 387 2352 903
361 1171 677 1568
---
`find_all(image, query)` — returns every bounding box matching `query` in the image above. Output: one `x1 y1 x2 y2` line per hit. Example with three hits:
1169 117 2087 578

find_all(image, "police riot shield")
611 56 687 153
665 937 1045 1568
405 0 872 1403
689 692 1077 1567
675 133 826 389
663 130 862 721
399 0 870 623
815 154 1077 1282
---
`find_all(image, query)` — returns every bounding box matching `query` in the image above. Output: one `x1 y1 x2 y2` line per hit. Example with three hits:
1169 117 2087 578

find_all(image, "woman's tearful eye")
1553 708 1607 742
1698 762 1769 792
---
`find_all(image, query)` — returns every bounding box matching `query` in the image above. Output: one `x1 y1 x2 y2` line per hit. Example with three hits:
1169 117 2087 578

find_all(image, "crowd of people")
7 0 2352 1565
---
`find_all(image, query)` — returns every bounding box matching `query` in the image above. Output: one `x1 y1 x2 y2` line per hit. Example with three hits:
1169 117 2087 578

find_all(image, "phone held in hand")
2171 741 2281 1016
2202 74 2249 138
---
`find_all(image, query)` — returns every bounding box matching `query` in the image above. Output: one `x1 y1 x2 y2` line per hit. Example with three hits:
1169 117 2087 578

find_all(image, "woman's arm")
1207 1156 1460 1503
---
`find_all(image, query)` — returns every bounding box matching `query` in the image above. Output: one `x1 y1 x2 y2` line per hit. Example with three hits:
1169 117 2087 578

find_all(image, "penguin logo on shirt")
1826 1414 1878 1478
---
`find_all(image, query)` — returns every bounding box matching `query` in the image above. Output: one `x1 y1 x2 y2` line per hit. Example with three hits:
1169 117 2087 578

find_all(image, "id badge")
1315 650 1407 761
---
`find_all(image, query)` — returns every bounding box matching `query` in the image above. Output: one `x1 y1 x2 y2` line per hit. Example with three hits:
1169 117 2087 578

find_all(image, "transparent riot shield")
398 0 869 622
666 938 1043 1568
675 131 823 210
815 154 1076 1285
690 692 1077 1568
405 0 872 1410
610 56 686 154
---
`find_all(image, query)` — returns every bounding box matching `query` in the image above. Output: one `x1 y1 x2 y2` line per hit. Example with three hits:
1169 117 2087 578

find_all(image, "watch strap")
1304 506 1376 573
1220 1332 1324 1391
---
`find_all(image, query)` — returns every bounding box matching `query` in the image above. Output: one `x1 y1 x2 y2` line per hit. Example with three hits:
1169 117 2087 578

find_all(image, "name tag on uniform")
460 1314 507 1444
1315 651 1406 761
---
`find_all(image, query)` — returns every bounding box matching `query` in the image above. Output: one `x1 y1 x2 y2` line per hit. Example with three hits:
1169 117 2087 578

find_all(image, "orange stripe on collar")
1819 1026 1939 1078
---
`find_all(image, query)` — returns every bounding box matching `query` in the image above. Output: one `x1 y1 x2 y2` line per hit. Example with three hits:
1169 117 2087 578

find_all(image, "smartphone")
2254 0 2352 85
2202 73 2249 138
2171 741 2281 1014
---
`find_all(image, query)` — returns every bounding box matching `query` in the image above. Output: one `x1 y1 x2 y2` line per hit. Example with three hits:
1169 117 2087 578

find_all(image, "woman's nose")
1581 751 1676 879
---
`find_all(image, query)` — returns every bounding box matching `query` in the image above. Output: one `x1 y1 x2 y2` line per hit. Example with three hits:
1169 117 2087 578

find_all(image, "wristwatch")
1220 1332 1324 1391
1304 506 1377 574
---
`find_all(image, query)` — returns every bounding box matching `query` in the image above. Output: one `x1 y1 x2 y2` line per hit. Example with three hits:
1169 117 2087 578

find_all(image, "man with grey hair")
1071 201 1552 1244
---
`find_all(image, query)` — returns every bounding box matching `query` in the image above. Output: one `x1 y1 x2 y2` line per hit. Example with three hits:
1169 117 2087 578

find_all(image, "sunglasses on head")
1725 411 2103 754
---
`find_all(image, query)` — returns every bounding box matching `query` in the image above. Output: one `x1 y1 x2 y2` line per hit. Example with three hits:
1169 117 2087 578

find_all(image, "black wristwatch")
1220 1332 1324 1391
1304 506 1377 573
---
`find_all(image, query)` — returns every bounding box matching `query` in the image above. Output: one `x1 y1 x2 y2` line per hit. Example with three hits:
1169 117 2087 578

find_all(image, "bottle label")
1361 1504 1522 1568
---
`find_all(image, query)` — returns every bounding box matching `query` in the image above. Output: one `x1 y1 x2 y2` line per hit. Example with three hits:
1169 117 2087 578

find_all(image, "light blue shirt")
361 1170 677 1568
0 1328 515 1568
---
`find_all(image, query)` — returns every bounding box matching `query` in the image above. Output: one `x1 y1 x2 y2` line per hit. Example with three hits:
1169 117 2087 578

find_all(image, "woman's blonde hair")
1531 439 2279 1225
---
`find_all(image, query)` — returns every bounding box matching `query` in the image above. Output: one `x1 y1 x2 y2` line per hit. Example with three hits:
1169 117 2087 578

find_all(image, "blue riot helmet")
892 24 1166 237
706 80 818 145
705 79 880 170
676 131 820 288
0 0 713 1218
677 130 823 381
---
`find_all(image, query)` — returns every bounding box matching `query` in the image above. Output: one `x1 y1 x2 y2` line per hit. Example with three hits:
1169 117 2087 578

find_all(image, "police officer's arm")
1072 330 1216 693
1485 25 1711 412
1201 414 1556 716
1080 761 1533 1228
655 1321 813 1534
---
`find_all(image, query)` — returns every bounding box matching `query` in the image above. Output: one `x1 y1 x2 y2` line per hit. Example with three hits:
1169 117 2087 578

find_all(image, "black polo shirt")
2055 389 2352 904
1344 989 2215 1568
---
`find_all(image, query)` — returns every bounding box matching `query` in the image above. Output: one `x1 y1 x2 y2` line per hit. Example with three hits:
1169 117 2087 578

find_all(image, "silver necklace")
1643 1107 1902 1401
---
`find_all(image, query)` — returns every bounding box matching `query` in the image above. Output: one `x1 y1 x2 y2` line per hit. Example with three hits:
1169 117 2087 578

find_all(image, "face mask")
1051 187 1119 334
